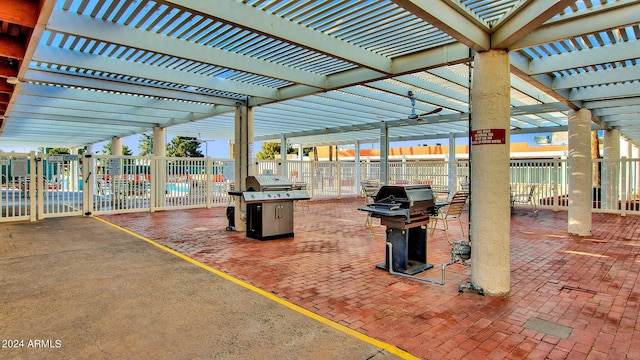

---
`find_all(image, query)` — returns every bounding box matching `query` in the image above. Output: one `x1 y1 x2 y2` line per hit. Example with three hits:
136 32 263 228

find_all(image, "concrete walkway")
104 198 640 359
0 216 402 359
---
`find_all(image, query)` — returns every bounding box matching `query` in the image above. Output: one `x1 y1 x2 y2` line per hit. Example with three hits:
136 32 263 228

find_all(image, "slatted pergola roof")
0 0 639 148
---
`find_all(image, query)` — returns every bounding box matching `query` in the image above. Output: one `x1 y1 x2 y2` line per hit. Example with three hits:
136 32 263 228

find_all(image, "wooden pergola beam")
0 0 38 28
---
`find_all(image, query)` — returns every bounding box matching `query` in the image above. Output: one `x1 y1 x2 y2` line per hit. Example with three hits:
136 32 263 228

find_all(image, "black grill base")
376 261 433 275
376 226 433 275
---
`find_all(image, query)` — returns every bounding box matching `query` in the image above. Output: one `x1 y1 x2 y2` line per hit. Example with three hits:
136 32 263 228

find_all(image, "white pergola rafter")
31 46 278 100
160 0 393 73
45 9 329 90
528 42 640 75
553 66 640 90
510 1 640 50
391 0 490 51
491 0 576 49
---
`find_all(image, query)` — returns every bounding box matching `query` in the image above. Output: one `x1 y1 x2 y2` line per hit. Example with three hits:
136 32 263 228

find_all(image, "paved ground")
102 198 640 359
2 197 640 359
0 215 401 360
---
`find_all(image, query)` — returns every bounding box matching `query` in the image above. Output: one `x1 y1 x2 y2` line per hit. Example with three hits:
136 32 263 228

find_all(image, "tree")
38 147 70 154
138 134 153 156
302 147 312 157
255 142 297 160
166 136 203 157
101 142 133 155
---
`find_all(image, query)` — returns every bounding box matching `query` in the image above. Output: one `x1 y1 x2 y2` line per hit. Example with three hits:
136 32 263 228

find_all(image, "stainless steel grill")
243 176 309 240
242 176 309 204
359 184 437 275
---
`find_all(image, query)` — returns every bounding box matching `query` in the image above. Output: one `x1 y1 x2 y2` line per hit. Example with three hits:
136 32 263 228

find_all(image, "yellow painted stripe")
94 216 419 360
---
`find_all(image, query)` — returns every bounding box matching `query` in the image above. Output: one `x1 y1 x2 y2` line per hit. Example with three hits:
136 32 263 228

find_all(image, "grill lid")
359 184 436 220
373 184 435 209
246 175 292 191
243 175 309 203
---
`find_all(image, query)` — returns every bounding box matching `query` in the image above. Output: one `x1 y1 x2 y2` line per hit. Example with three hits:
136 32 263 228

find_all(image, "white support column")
153 127 167 211
298 144 304 183
153 127 166 157
112 137 123 156
602 129 620 210
633 144 640 200
401 156 407 183
69 147 78 192
355 140 361 195
35 151 43 221
470 49 511 295
568 109 592 236
280 134 288 177
233 102 254 231
448 134 457 194
380 122 389 185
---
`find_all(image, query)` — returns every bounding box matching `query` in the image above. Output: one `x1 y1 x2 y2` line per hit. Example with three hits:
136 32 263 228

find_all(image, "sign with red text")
471 129 506 145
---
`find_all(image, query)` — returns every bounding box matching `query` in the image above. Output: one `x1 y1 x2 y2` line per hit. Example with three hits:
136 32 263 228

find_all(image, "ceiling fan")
407 90 443 120
191 133 216 144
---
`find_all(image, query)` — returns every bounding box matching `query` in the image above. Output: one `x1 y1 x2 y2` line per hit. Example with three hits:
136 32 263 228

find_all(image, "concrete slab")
524 317 573 339
0 217 403 359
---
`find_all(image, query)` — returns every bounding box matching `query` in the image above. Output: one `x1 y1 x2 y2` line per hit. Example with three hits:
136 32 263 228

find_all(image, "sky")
1 132 554 157
117 132 552 157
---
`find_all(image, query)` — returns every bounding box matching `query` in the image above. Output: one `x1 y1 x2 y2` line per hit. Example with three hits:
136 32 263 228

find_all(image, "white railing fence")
40 153 83 218
89 155 235 215
0 152 36 222
2 154 638 221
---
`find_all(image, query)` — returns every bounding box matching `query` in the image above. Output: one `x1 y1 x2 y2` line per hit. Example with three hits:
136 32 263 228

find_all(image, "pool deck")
2 197 639 359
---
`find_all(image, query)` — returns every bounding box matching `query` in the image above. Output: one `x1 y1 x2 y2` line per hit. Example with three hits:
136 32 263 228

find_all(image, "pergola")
0 0 639 148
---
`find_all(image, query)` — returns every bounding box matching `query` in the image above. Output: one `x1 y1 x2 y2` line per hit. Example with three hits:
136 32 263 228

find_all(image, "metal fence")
2 154 638 221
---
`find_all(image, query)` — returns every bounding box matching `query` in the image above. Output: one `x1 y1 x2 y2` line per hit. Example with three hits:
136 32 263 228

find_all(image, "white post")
206 158 213 208
380 123 389 185
568 109 592 236
69 147 78 192
621 156 627 216
233 103 254 232
280 134 287 177
355 140 361 195
448 134 457 193
112 137 123 156
34 151 42 221
153 127 166 210
602 129 620 211
552 157 560 212
83 145 94 216
470 49 511 295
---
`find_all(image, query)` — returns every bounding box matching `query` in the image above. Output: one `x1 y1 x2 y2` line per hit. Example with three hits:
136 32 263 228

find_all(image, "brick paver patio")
103 197 640 359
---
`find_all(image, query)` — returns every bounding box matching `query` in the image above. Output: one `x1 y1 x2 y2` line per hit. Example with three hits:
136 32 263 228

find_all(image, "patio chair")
511 184 538 215
361 179 380 228
430 184 450 203
429 191 468 244
361 179 380 204
293 181 309 213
